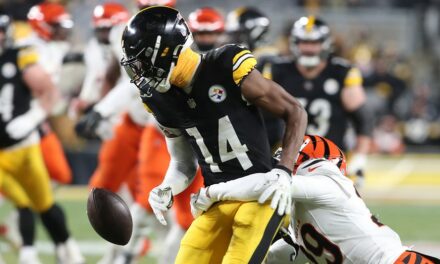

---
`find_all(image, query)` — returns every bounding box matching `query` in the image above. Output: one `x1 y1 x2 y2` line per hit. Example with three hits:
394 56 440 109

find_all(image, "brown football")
87 188 132 245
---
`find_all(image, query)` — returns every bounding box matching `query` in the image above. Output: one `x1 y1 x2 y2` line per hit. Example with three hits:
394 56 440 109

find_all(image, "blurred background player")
188 7 225 52
263 16 372 187
70 2 129 116
26 2 74 185
225 7 271 55
0 13 84 264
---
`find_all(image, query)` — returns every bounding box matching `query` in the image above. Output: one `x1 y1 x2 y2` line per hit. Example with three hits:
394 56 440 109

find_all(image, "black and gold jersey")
268 56 362 150
142 44 273 186
0 47 38 148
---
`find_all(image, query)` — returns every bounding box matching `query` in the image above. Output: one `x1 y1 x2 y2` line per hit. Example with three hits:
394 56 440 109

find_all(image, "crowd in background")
2 0 440 184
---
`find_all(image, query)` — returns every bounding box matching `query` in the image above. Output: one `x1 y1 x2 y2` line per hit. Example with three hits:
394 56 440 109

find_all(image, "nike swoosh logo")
308 166 321 172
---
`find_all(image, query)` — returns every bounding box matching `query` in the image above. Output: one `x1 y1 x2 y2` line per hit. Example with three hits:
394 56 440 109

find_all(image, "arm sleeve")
290 176 336 202
161 132 198 195
208 173 268 202
93 73 136 118
79 39 106 103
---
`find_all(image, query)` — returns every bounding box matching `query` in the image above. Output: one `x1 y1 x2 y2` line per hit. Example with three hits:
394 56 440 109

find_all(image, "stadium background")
1 0 440 263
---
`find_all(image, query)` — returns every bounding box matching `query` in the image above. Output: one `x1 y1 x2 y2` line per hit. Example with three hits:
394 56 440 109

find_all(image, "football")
87 188 133 245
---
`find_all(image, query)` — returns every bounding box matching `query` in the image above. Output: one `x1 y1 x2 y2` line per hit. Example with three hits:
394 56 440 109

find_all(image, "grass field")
1 154 439 263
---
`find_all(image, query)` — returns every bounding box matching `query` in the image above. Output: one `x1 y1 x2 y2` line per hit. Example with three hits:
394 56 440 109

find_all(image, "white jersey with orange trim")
203 159 408 264
288 160 407 264
79 38 113 104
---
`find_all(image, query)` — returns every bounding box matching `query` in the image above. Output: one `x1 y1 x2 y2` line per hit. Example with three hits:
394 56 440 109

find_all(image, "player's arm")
149 124 198 225
341 67 372 176
242 70 307 171
6 47 59 140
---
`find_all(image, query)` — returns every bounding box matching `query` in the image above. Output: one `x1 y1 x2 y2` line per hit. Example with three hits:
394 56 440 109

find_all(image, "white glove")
6 100 46 140
148 185 173 226
256 167 292 216
190 187 214 218
347 153 367 176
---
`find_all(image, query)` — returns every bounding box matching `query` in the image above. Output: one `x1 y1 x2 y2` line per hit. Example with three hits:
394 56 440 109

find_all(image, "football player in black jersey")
0 14 84 264
262 16 372 186
120 6 307 264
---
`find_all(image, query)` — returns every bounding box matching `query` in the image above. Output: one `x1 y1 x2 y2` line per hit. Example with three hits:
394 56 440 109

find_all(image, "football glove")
6 100 46 140
75 110 106 140
257 167 292 216
347 153 367 188
190 187 213 218
148 185 173 226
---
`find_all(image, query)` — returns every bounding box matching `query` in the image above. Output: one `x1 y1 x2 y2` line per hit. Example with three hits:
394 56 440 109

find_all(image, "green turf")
367 202 440 241
1 196 439 263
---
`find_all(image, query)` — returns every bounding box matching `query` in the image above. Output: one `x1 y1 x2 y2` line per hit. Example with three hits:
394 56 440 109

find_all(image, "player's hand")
190 187 213 218
347 153 367 188
74 110 104 140
148 185 173 226
6 100 46 140
257 167 292 216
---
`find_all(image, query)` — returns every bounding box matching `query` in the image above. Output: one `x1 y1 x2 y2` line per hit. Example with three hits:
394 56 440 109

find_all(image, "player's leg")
0 148 41 263
89 114 143 193
394 250 440 264
222 202 287 264
175 201 243 264
40 130 72 184
17 144 84 264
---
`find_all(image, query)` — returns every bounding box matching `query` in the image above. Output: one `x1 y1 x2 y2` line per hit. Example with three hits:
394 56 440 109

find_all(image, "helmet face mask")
121 7 192 95
0 15 11 55
290 16 331 68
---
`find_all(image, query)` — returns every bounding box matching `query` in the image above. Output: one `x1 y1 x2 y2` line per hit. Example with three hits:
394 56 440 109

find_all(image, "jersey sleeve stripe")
233 53 254 72
232 50 251 65
232 57 257 85
17 48 39 70
344 67 363 87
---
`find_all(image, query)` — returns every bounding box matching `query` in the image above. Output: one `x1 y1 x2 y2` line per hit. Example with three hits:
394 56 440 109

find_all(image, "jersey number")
300 223 343 264
186 115 253 173
298 98 331 136
0 84 14 122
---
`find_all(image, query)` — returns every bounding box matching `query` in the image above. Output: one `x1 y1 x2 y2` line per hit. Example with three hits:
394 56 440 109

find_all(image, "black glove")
75 110 103 140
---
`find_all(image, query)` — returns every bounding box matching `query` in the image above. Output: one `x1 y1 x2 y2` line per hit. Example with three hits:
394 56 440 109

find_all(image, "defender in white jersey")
191 135 440 264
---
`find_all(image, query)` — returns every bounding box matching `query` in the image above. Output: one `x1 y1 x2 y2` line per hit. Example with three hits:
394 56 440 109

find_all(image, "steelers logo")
208 85 227 103
2 63 17 79
323 79 339 95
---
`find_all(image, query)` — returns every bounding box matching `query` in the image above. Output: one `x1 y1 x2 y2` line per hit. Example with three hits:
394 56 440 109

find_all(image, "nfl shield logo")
208 85 227 103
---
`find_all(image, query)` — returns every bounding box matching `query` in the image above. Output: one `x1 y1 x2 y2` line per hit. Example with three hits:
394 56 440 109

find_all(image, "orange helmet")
295 135 347 175
93 2 130 28
136 0 176 9
27 3 73 40
188 7 224 33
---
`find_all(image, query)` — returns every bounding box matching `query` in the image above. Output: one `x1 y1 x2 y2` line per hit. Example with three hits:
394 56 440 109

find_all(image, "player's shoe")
18 246 42 264
56 238 85 264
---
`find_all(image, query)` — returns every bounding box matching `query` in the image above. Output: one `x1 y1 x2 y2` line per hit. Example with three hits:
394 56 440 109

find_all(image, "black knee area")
40 204 70 244
18 207 35 246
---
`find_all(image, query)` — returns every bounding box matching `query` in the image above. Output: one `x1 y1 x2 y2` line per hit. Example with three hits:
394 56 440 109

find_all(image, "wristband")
275 164 292 175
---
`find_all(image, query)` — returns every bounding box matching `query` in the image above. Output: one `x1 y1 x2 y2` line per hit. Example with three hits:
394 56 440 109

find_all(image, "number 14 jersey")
142 45 273 186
